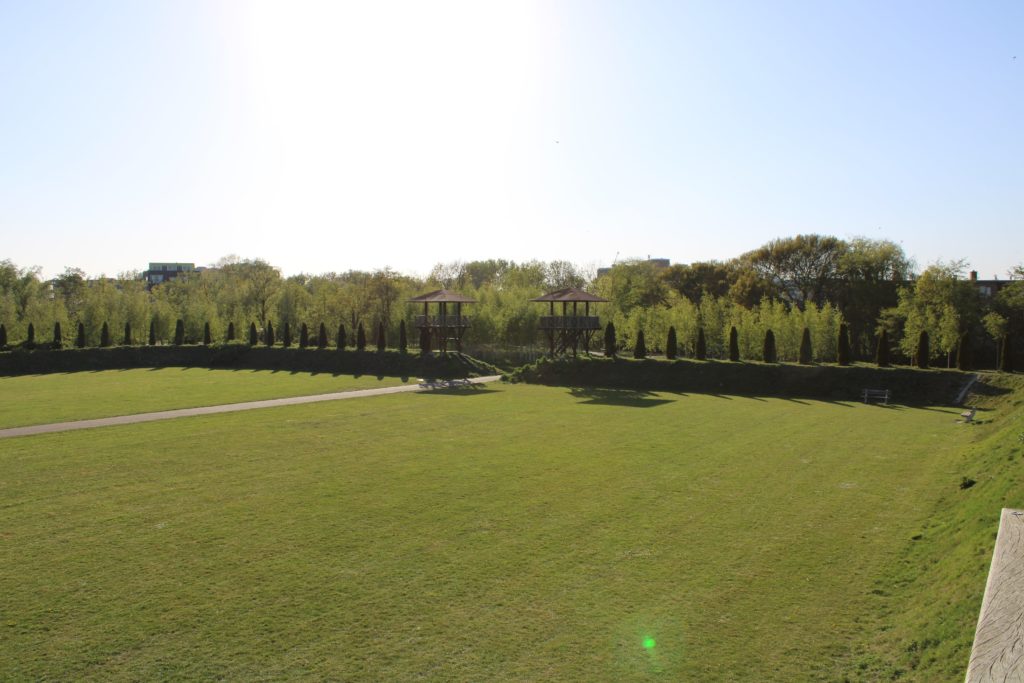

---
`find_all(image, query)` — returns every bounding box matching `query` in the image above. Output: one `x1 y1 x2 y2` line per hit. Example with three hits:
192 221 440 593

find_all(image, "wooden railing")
538 316 601 330
414 315 471 327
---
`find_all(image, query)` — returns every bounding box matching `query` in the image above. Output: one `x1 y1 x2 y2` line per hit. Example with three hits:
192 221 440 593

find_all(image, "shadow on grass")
568 387 674 408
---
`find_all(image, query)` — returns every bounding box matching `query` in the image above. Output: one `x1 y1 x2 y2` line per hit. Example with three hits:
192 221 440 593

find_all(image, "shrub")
123 322 132 346
633 329 647 359
837 323 851 366
149 320 156 346
337 323 347 349
26 322 36 349
604 322 616 357
282 322 292 348
249 322 258 346
265 320 275 347
1001 333 1013 372
318 323 328 349
729 326 739 362
695 328 707 360
53 322 63 349
357 322 367 351
420 326 431 355
377 322 386 352
203 322 212 346
101 322 111 348
77 322 86 348
956 332 972 371
875 329 890 367
227 322 235 342
399 320 408 354
299 323 309 349
665 326 677 360
174 319 185 346
916 330 929 369
0 323 6 348
763 329 777 363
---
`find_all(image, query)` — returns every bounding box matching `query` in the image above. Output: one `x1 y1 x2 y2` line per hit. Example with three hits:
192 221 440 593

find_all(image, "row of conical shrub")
601 321 1012 369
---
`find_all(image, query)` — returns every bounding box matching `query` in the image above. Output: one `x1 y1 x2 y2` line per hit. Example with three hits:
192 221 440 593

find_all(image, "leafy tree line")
1 241 1022 367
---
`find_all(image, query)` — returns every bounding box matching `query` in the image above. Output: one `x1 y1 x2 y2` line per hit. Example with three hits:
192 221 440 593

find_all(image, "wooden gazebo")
531 287 609 356
409 289 475 353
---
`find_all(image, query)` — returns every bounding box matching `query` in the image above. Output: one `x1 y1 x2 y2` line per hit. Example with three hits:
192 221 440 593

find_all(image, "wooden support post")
965 508 1024 681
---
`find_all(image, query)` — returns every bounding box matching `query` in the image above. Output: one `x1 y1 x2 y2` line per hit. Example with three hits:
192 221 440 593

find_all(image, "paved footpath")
0 375 503 440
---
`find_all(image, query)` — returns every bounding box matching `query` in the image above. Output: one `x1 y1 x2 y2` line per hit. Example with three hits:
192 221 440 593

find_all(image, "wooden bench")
861 388 890 404
960 408 976 423
965 509 1024 681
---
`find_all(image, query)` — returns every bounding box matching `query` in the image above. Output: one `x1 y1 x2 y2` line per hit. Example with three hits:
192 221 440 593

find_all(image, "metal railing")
537 316 601 330
414 315 471 327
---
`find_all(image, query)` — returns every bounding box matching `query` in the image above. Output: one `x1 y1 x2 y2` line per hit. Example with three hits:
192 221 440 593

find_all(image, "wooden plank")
965 508 1024 682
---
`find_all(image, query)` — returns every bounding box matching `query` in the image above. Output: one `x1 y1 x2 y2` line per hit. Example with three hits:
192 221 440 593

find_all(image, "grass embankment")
511 356 969 404
0 369 413 429
0 345 499 379
839 372 1024 681
0 380 986 680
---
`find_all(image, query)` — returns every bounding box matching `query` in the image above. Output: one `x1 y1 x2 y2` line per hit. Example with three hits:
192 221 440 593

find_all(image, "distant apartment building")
968 270 1008 298
143 262 200 288
596 257 671 279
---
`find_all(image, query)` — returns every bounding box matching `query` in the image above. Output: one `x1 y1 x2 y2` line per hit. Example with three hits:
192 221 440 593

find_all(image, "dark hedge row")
508 356 972 405
0 344 498 379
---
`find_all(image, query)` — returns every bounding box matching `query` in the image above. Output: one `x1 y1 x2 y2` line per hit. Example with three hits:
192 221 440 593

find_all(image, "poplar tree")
633 329 647 359
249 322 258 346
123 322 132 346
875 329 890 367
77 322 86 348
174 319 184 346
0 323 6 348
399 320 408 354
149 320 156 346
26 322 36 348
798 327 812 365
763 329 776 363
916 330 929 369
337 323 347 349
101 322 111 347
356 322 366 350
53 322 63 349
227 322 236 342
265 321 275 347
665 326 677 360
203 322 212 346
695 328 707 360
837 323 851 366
604 322 616 357
299 323 309 349
318 323 328 349
729 326 739 362
282 322 292 348
376 322 386 352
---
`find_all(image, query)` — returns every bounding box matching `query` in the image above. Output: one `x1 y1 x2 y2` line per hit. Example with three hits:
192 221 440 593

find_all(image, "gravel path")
0 375 503 440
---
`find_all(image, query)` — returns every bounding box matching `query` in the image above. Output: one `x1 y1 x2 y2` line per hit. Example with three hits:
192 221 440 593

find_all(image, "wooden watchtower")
409 289 475 353
531 287 609 356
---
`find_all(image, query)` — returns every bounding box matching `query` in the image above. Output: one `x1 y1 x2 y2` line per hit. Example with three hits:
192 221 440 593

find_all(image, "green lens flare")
643 637 656 650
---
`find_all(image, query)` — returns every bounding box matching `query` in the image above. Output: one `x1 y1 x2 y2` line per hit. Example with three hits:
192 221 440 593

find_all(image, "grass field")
0 369 410 428
2 372 1007 681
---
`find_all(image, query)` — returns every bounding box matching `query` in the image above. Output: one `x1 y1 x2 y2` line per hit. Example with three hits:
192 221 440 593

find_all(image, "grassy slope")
839 373 1024 681
0 369 410 428
0 382 980 681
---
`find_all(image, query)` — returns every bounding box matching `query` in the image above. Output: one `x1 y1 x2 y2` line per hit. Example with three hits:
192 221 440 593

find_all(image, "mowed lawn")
0 382 973 681
0 369 411 429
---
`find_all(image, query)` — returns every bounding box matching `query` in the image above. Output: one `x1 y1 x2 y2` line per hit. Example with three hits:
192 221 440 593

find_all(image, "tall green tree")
26 322 35 348
956 333 972 371
1000 333 1013 372
665 326 677 359
763 329 777 363
633 329 647 359
419 326 431 355
916 330 930 369
77 322 86 348
282 322 292 348
174 319 185 346
318 323 328 349
729 326 739 362
837 324 851 366
604 322 616 357
695 327 707 360
265 320 275 347
299 323 309 349
149 320 157 346
249 322 258 346
357 322 366 351
798 327 812 365
53 321 63 349
376 321 386 351
227 322 236 342
875 330 890 367
337 323 347 349
123 322 132 346
101 322 111 347
0 323 6 348
203 322 212 346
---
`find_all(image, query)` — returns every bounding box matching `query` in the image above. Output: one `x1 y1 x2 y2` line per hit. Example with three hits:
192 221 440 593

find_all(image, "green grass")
1 378 1004 681
0 369 411 428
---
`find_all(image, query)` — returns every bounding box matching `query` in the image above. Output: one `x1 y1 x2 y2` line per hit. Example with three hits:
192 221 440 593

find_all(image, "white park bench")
965 509 1024 682
861 388 890 405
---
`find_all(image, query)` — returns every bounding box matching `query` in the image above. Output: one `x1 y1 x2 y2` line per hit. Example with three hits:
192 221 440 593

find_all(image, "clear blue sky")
1 1 1021 279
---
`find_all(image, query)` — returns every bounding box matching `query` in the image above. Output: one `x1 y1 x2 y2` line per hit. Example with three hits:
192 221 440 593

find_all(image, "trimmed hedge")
509 356 968 405
0 345 498 379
